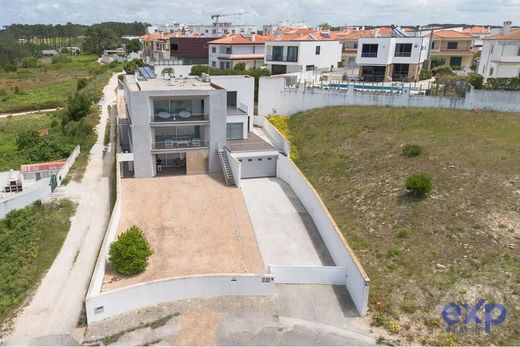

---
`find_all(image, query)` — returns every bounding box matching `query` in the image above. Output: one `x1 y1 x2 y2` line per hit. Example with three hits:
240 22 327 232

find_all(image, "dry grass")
276 106 520 345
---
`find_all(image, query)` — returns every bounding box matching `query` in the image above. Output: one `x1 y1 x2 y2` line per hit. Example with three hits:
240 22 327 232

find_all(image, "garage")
239 155 277 179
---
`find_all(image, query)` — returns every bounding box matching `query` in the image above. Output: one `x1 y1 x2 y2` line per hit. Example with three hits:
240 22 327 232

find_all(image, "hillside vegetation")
271 107 520 345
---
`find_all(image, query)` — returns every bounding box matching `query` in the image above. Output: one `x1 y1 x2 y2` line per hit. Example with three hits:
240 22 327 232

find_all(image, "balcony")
152 112 209 124
394 52 412 57
152 137 209 151
361 52 378 58
266 55 298 63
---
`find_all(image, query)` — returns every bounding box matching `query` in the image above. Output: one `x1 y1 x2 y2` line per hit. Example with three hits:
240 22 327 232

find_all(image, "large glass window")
361 44 378 58
272 46 283 61
287 46 299 62
226 123 243 139
447 42 458 49
395 43 412 57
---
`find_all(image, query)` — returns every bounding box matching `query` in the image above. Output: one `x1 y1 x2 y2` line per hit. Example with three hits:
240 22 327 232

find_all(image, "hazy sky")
1 0 519 27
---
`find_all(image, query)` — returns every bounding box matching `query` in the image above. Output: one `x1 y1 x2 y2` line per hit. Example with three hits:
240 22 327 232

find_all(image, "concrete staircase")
217 148 235 186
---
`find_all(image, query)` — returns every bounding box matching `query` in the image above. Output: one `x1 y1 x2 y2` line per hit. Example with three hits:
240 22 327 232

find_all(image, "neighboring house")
428 30 476 71
189 22 258 37
462 26 492 50
141 33 174 61
356 36 430 81
335 30 375 67
208 34 270 69
101 49 127 64
169 37 216 65
121 68 254 178
479 21 520 78
264 31 342 75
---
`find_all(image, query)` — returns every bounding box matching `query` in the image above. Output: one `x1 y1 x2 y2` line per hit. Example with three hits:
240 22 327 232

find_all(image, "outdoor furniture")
165 140 174 148
157 111 171 119
178 110 191 119
192 138 201 146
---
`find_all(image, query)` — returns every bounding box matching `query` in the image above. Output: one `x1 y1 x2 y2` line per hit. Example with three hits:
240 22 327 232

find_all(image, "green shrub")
51 54 72 64
22 57 39 68
109 225 153 276
432 64 454 77
190 64 210 76
402 144 422 157
77 78 88 90
66 92 92 121
387 248 401 257
162 67 175 75
123 59 144 74
466 73 484 89
430 56 446 68
419 68 432 80
405 173 433 197
3 63 17 72
234 62 246 71
394 227 411 239
486 77 520 91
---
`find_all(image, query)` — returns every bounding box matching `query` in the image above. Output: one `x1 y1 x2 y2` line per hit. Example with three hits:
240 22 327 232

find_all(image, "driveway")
240 178 334 266
3 74 119 345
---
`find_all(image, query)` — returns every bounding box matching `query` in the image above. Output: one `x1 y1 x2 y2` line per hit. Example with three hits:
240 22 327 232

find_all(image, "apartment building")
208 34 270 69
189 22 257 37
428 30 475 71
264 31 342 75
121 68 254 178
140 33 174 61
356 36 430 81
478 21 520 78
169 37 216 64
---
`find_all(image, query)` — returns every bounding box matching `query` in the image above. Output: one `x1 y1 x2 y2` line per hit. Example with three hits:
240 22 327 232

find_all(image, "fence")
0 145 81 219
259 75 520 115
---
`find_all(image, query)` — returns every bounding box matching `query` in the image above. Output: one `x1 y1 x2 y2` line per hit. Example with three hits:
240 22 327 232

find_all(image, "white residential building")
264 31 342 75
356 36 430 81
478 21 520 78
121 68 254 178
189 22 257 37
208 34 269 69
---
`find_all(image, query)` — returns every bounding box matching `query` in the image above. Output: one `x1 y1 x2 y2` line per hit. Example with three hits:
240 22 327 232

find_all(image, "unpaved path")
3 74 119 346
0 108 60 118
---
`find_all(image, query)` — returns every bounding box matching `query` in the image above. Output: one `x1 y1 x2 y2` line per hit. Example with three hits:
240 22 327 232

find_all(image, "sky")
1 0 519 28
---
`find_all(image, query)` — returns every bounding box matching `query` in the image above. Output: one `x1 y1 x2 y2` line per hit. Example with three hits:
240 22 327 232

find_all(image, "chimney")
252 33 256 42
502 21 512 35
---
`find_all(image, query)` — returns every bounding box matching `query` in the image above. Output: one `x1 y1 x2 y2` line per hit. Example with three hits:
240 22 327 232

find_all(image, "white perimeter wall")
276 154 369 316
256 117 291 156
86 274 274 323
269 265 348 285
225 148 242 187
259 76 520 115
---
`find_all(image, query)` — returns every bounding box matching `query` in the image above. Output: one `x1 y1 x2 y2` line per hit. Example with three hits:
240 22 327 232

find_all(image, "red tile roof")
462 26 491 34
486 28 520 40
268 31 337 42
21 159 66 173
334 30 375 40
209 34 273 45
431 30 473 39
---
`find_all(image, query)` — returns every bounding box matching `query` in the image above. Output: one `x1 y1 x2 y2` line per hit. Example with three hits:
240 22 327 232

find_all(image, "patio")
102 174 265 292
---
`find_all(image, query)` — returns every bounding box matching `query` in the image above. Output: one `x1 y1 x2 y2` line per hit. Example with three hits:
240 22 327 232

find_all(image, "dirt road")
3 74 119 345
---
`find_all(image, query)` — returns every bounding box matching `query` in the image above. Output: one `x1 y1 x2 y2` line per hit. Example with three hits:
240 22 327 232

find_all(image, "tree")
109 225 153 276
126 39 141 54
82 25 119 55
319 22 331 30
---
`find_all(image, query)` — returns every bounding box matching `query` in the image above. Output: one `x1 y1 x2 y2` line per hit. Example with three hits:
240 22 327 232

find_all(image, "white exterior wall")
265 40 342 73
86 274 274 324
209 44 265 70
479 40 520 78
269 265 348 285
225 148 241 187
356 37 429 66
259 76 520 115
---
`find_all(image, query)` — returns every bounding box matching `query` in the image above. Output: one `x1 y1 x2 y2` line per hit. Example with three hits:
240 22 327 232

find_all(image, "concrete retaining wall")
276 154 369 316
261 118 291 157
57 145 80 185
86 274 274 323
258 76 520 116
269 265 347 285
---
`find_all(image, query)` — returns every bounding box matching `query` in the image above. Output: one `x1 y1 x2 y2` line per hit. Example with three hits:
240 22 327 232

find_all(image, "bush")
466 73 483 89
190 64 210 76
430 56 446 68
66 92 92 121
123 59 144 74
419 68 432 80
402 144 423 157
109 225 153 276
51 54 72 64
22 57 39 68
234 62 246 71
486 77 520 91
162 67 175 75
3 63 17 72
405 174 432 197
77 78 88 91
432 64 454 77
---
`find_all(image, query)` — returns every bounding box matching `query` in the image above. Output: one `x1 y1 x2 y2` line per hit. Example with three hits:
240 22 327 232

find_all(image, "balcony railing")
394 52 412 57
152 138 209 150
266 55 298 62
361 52 378 58
152 112 209 123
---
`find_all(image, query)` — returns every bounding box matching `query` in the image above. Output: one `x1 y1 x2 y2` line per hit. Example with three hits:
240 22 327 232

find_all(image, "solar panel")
138 66 156 80
143 66 156 79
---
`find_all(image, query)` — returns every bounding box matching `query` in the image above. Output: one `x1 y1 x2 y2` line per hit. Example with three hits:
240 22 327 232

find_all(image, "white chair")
165 140 174 148
192 138 201 147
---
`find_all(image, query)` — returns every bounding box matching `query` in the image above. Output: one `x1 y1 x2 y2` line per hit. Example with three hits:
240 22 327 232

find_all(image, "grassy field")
0 200 76 329
0 55 108 113
270 107 520 345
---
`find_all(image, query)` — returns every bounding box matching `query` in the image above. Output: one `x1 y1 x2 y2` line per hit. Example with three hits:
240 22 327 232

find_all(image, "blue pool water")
326 83 421 92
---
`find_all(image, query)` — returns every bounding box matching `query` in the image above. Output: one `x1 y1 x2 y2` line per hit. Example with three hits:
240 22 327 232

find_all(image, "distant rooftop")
125 74 216 92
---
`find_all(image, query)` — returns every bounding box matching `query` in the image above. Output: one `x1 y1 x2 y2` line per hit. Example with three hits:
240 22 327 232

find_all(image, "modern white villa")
356 35 430 81
120 68 254 178
264 31 342 75
478 21 520 78
208 34 270 69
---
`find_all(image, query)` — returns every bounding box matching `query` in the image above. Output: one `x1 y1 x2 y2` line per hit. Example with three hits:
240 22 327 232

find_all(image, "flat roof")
125 75 216 92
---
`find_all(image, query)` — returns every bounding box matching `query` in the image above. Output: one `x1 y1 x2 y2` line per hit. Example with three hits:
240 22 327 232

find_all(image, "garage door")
240 156 277 179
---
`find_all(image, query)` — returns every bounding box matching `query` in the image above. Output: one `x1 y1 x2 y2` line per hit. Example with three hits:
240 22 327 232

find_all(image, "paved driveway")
240 178 334 266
